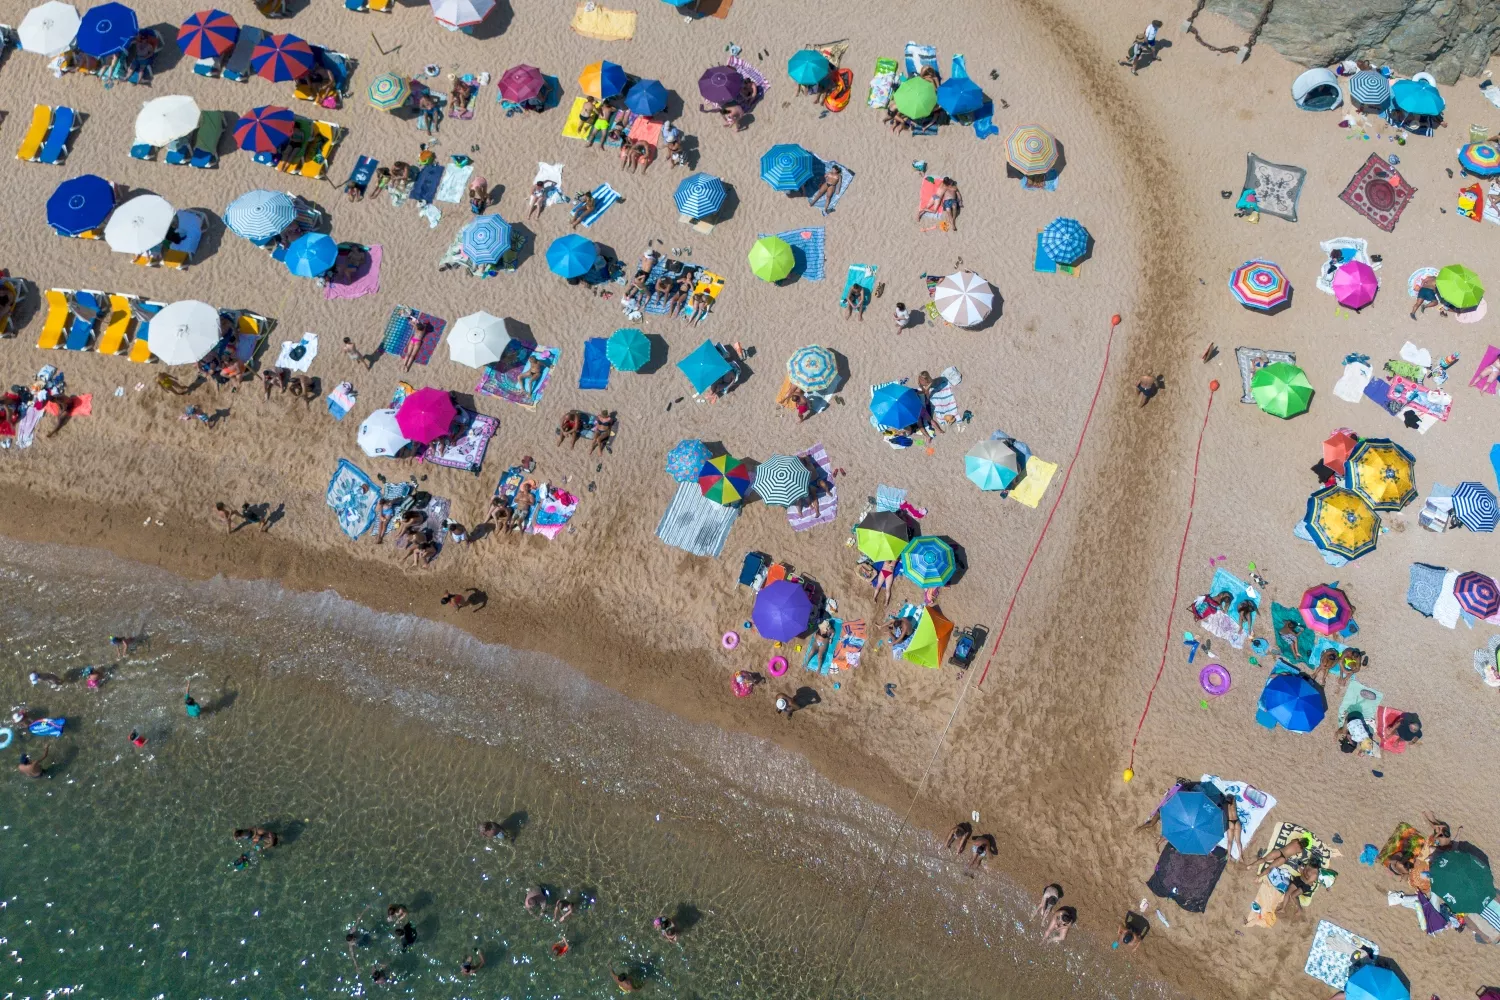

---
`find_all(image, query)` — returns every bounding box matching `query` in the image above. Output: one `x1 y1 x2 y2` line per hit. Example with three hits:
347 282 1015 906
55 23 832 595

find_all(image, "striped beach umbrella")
1250 362 1313 418
624 79 668 116
665 439 711 482
900 536 956 588
1229 259 1290 310
234 106 296 153
1458 142 1500 177
177 9 237 57
46 174 114 236
1346 437 1416 510
367 72 409 110
1436 264 1483 310
285 232 337 278
673 172 725 218
698 454 752 505
894 77 937 119
76 2 137 58
787 49 830 86
1039 217 1089 265
1304 486 1379 560
748 236 794 282
933 270 993 327
606 327 651 371
1348 70 1389 107
430 0 494 29
1452 481 1498 532
937 77 984 116
698 65 743 104
751 454 811 507
579 60 626 99
1299 583 1353 636
19 2 81 57
760 144 816 191
1006 123 1058 175
498 64 545 103
225 189 294 243
1454 572 1500 618
459 215 511 265
251 33 314 82
965 439 1022 491
787 345 837 391
546 234 595 279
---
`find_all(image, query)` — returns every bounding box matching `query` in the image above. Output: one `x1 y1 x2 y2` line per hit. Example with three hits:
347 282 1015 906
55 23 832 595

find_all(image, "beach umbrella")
894 77 937 119
1304 487 1380 561
664 439 711 482
251 33 314 82
1299 584 1354 636
903 606 954 669
1345 437 1417 510
607 328 651 371
1250 362 1313 419
870 383 924 429
855 511 909 562
698 65 744 104
546 234 596 279
46 174 114 236
1428 849 1496 913
787 49 830 86
430 0 493 28
234 105 296 153
661 0 695 6
677 340 733 394
1451 481 1498 532
965 439 1022 491
367 72 409 111
1039 217 1089 265
1259 672 1327 732
751 454 811 507
177 9 237 58
1458 142 1500 177
19 2 81 57
224 189 294 243
624 79 668 116
395 387 456 444
76 1 136 58
1391 78 1444 116
445 311 510 368
284 232 337 278
748 236 794 282
1348 70 1389 108
459 215 511 265
673 172 726 218
357 408 409 458
900 536 956 588
937 77 984 116
759 144 816 192
1345 964 1410 1000
1332 261 1379 309
498 64 545 103
933 270 994 327
147 299 220 365
1006 123 1058 175
1435 264 1483 310
1229 259 1290 310
578 60 626 99
1158 789 1226 855
135 95 200 146
786 344 837 392
1453 571 1500 618
1323 430 1359 475
104 194 173 255
751 580 812 641
698 453 752 505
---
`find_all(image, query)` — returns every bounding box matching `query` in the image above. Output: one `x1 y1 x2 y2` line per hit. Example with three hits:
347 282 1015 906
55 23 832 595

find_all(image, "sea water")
0 538 1171 999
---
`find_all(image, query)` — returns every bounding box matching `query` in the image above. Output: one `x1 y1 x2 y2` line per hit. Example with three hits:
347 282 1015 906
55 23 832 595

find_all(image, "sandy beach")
2 0 1499 996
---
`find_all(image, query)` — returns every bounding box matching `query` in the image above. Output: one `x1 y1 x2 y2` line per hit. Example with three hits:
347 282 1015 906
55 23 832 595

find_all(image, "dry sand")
1 0 1499 996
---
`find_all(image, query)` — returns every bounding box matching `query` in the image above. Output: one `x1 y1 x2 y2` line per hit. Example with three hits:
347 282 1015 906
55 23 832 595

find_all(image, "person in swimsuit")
1248 832 1313 870
479 820 514 842
808 164 843 215
570 191 596 229
557 411 584 448
1422 812 1453 849
590 411 617 455
1115 912 1150 951
845 283 869 320
1043 906 1075 942
668 275 693 317
17 747 49 777
1276 864 1322 919
946 822 973 853
525 886 548 915
613 969 641 992
807 620 835 663
553 899 575 923
884 614 918 644
916 177 962 230
967 833 998 870
1410 275 1444 320
1034 884 1063 921
459 950 484 976
386 904 409 924
653 915 679 943
1137 375 1163 406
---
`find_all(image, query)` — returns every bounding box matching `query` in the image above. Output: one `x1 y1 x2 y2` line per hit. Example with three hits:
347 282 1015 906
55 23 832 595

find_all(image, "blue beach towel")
805 618 843 674
326 458 378 538
580 183 622 228
841 264 877 307
580 337 610 389
1034 232 1058 273
759 227 826 281
410 163 443 204
1020 169 1060 191
806 159 854 213
904 41 938 79
875 485 907 511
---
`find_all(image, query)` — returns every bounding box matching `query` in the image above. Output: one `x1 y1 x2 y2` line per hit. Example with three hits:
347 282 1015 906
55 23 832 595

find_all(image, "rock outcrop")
1202 0 1500 84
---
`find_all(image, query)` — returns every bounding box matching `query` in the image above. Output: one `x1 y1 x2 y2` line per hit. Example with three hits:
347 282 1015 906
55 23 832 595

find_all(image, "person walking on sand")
774 692 798 719
215 502 236 531
893 302 912 335
1120 33 1150 75
440 591 469 610
342 337 376 370
1137 374 1163 406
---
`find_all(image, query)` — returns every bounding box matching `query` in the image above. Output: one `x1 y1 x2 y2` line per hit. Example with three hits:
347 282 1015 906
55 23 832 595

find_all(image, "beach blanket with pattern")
641 260 703 315
422 409 497 474
380 307 445 363
1201 774 1276 861
1246 822 1338 928
476 340 558 409
787 443 838 531
1235 346 1296 403
831 619 866 671
1148 844 1228 913
1243 154 1307 222
1194 567 1257 649
528 484 578 540
1340 153 1418 232
326 458 377 538
867 56 899 108
325 244 382 301
1305 920 1378 989
757 227 825 281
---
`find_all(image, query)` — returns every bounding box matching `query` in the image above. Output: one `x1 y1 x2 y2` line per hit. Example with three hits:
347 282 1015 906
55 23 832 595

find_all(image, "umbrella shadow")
470 2 513 39
713 182 739 224
964 286 1005 331
508 222 536 271
637 334 671 375
145 24 186 75
941 537 969 587
662 89 689 121
193 210 227 263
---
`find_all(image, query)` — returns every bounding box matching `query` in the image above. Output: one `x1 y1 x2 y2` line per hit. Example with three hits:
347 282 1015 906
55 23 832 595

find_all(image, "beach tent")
855 511 909 562
1345 438 1416 510
1345 964 1409 1000
902 607 954 668
1159 788 1226 855
148 299 220 365
357 408 409 457
607 328 651 372
752 579 812 641
1291 68 1343 111
665 439 711 482
395 387 456 444
19 1 81 57
1428 848 1496 913
677 340 733 394
1391 78 1444 116
1347 70 1390 110
445 311 510 368
104 194 174 255
1259 672 1326 732
135 95 201 146
1304 486 1379 560
751 454 811 507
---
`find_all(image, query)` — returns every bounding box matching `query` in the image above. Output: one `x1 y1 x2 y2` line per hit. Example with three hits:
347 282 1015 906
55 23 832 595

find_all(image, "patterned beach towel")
423 410 497 474
380 307 446 363
476 340 558 409
325 244 381 300
757 227 826 281
867 57 898 108
656 480 739 557
1243 154 1307 222
326 458 377 538
580 183 622 228
1340 153 1417 232
787 443 838 531
529 485 579 540
1305 920 1378 989
1235 346 1297 403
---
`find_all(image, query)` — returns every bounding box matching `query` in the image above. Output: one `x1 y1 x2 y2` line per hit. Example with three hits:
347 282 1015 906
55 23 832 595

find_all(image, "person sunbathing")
668 275 693 316
619 137 639 170
1246 832 1313 871
1275 863 1322 920
303 65 336 106
920 177 961 231
527 181 549 219
807 620 835 663
519 356 548 397
917 66 941 86
1236 599 1257 632
570 191 596 229
885 105 912 133
589 411 616 454
845 283 869 320
332 246 368 284
556 411 583 448
508 489 536 533
884 614 918 644
416 93 441 133
1421 812 1453 850
635 142 656 174
485 494 511 526
405 539 438 567
450 76 474 112
687 291 713 326
809 164 843 212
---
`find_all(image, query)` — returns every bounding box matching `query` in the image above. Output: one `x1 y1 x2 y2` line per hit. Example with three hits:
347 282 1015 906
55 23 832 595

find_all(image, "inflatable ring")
766 655 788 678
721 631 739 650
1200 664 1232 696
0 727 11 750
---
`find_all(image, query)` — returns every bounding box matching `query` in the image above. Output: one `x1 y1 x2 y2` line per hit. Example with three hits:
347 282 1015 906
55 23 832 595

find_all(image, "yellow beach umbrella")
902 607 954 669
1304 486 1380 560
1344 438 1417 511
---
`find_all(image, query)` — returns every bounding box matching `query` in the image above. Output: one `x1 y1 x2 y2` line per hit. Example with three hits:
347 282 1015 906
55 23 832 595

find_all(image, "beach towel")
876 485 907 512
683 271 724 323
928 378 959 427
562 97 594 139
807 159 854 213
1305 920 1378 989
379 306 445 363
1471 345 1500 394
1009 457 1057 508
326 458 378 538
1257 822 1335 875
1406 562 1446 617
580 337 610 390
1201 775 1276 861
788 443 838 531
1340 153 1417 232
476 340 558 409
526 484 578 540
325 244 382 301
417 497 450 546
579 183 622 228
1198 567 1257 649
570 2 636 41
1334 361 1373 402
15 405 45 448
1033 231 1059 273
326 381 356 419
728 56 769 107
435 160 474 203
409 162 443 204
1148 844 1228 912
841 264 877 308
1316 237 1374 295
831 619 866 671
448 74 478 120
1270 602 1316 663
758 227 826 281
656 480 740 557
348 155 378 193
867 57 899 108
917 176 946 223
1338 678 1384 725
1234 347 1296 403
222 25 262 80
276 334 318 372
1243 154 1306 222
903 41 938 79
627 117 662 147
423 410 497 475
804 618 843 673
1387 374 1451 421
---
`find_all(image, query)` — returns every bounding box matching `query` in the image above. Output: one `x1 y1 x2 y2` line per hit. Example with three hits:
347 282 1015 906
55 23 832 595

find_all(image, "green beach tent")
902 607 954 668
1250 362 1313 418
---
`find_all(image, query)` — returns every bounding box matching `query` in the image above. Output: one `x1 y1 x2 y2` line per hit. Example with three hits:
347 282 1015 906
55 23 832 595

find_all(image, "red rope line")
1126 382 1218 772
977 314 1120 689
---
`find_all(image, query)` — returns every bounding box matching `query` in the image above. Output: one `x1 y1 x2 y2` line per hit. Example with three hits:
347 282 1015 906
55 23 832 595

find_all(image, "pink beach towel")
787 443 838 531
325 245 382 301
1471 345 1500 395
628 117 663 147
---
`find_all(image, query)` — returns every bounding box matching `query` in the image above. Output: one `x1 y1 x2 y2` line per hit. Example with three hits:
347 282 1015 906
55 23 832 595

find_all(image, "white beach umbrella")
430 0 493 28
104 194 175 255
148 300 220 365
446 311 511 368
357 408 410 457
135 95 201 146
19 1 81 56
932 270 994 328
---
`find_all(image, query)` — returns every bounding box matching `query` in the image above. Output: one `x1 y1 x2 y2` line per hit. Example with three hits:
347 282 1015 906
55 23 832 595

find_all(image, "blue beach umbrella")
1451 481 1498 532
1259 672 1327 732
937 76 984 116
46 174 116 236
546 234 595 278
224 189 294 243
870 383 924 428
284 232 337 278
1347 70 1389 108
624 79 668 116
1040 217 1090 265
665 439 711 482
677 339 733 394
673 172 725 218
460 215 511 265
1345 965 1409 1000
752 580 813 641
1158 789 1226 855
76 2 138 58
899 536 955 588
786 49 831 86
661 0 695 6
1391 78 1444 116
965 439 1022 491
760 143 816 191
606 327 651 371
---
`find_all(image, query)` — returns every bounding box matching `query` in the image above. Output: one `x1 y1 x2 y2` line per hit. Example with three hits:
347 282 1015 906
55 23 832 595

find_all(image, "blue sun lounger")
64 291 99 350
37 106 77 164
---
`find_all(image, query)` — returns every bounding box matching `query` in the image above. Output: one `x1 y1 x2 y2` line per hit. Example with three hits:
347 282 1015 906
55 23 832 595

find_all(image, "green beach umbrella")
855 511 909 563
606 327 650 371
1250 362 1313 419
1428 849 1495 913
748 236 794 282
899 536 956 588
902 606 954 669
1435 264 1483 310
893 76 937 119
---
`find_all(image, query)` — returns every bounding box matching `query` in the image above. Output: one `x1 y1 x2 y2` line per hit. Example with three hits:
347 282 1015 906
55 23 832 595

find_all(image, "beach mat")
561 97 593 139
1235 347 1296 403
1201 774 1276 861
476 340 558 409
570 2 636 40
1470 345 1500 394
326 458 377 538
435 161 474 203
788 443 838 531
325 244 381 300
841 264 877 307
380 307 445 362
657 480 739 557
580 337 610 390
1243 153 1307 222
758 227 825 281
1339 153 1417 232
423 410 497 474
1147 844 1228 912
867 56 899 108
1305 920 1378 989
1009 456 1057 508
580 183 622 228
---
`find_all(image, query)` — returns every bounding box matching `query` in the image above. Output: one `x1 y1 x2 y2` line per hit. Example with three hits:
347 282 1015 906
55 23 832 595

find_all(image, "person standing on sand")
893 302 912 335
946 822 972 853
1137 374 1163 406
215 502 235 531
342 337 376 370
774 692 798 719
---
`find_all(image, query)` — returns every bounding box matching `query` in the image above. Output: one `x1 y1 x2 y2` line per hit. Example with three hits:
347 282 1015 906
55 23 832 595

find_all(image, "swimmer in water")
525 886 547 915
386 904 408 924
232 853 251 870
479 820 513 841
397 922 417 951
613 968 640 992
129 730 148 747
554 898 576 923
17 747 50 777
459 950 485 976
653 915 680 943
370 964 391 985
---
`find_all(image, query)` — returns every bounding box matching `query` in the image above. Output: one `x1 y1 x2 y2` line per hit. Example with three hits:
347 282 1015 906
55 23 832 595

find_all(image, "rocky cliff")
1203 0 1500 83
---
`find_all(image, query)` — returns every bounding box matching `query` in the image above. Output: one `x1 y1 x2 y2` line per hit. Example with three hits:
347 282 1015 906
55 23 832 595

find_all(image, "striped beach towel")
759 227 826 281
787 443 838 531
876 485 907 512
729 56 769 105
380 306 445 362
580 183 622 228
656 480 739 557
808 159 854 212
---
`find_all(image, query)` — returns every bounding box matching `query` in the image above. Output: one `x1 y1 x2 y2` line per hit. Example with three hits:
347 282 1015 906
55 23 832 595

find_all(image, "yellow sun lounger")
16 105 53 161
37 289 70 349
300 121 341 178
97 294 134 355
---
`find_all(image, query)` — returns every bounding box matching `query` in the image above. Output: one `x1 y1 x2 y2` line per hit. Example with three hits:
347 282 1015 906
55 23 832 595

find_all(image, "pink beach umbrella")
395 387 457 444
1332 261 1379 310
498 64 545 103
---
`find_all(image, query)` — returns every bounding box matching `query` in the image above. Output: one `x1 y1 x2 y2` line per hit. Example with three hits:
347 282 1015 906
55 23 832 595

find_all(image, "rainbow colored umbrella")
234 106 296 153
698 454 752 505
1300 584 1353 635
899 536 955 588
1304 486 1379 560
1345 437 1416 510
1230 259 1290 310
1436 264 1483 310
251 33 314 82
665 439 710 482
786 344 837 391
177 9 237 57
1006 123 1057 175
394 387 456 444
578 60 626 99
894 77 937 119
787 49 830 86
748 236 794 282
1453 571 1499 618
1459 142 1500 177
498 64 545 103
367 72 409 111
1332 261 1379 309
698 65 743 104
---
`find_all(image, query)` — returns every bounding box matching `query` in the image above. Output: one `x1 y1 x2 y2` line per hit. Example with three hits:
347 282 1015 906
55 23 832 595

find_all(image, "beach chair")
16 105 52 161
128 300 162 362
0 275 25 337
368 0 393 9
190 111 223 168
36 289 69 349
97 294 134 355
64 291 100 351
255 0 289 18
234 311 272 364
192 56 219 77
129 136 155 160
300 121 342 178
163 136 191 166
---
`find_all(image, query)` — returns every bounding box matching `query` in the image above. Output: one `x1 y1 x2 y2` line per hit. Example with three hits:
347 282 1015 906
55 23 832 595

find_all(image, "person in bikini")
1043 906 1075 943
1247 831 1314 871
668 274 694 317
967 833 998 870
557 411 584 448
589 411 616 455
808 163 843 215
1275 863 1322 919
946 822 973 853
1034 884 1063 921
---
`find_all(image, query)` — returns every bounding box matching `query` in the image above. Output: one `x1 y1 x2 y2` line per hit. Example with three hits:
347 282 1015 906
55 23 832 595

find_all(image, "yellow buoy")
1122 768 1135 783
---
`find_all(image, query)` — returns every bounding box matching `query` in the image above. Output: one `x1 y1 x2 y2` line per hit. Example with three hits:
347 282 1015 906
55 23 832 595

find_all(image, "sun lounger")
36 289 69 349
222 25 262 81
579 183 622 228
37 106 76 165
97 294 134 355
128 300 162 362
64 291 100 351
16 105 52 162
161 136 191 165
129 137 155 160
192 56 218 77
302 121 341 178
190 110 224 169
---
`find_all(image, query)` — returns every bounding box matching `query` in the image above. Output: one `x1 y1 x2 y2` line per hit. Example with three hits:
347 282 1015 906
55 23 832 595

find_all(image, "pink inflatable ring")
766 655 788 677
1199 663 1232 696
722 631 739 650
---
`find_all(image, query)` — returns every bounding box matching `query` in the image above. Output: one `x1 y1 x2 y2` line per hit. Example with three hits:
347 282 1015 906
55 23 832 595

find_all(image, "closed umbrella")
234 106 296 153
677 340 733 393
148 299 220 365
1345 438 1416 510
1039 218 1089 265
937 77 984 116
285 232 336 278
1435 264 1483 310
46 174 115 236
751 454 811 507
1451 481 1498 532
1304 487 1380 561
698 65 743 104
135 95 200 146
606 328 651 372
698 453 752 505
786 49 830 86
395 387 456 444
1391 78 1444 116
1158 789 1227 855
357 409 409 458
673 172 725 218
759 144 816 191
624 79 668 116
894 77 937 119
1006 123 1058 175
75 1 136 58
1428 849 1495 913
225 189 294 243
1230 259 1291 310
1332 260 1379 309
933 270 993 326
177 9 237 58
1345 964 1409 1000
498 64 545 102
870 383 923 428
855 511 909 562
104 194 174 255
752 580 812 641
786 345 837 391
251 33 313 82
578 60 626 99
966 439 1022 491
664 439 711 482
1250 362 1313 418
430 0 494 29
459 215 511 264
367 72 409 110
748 236 794 282
1299 584 1353 635
546 234 595 278
445 311 510 368
902 606 954 668
19 2 81 57
900 536 955 588
1458 142 1500 177
1348 70 1389 108
1259 673 1326 732
1453 571 1500 618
